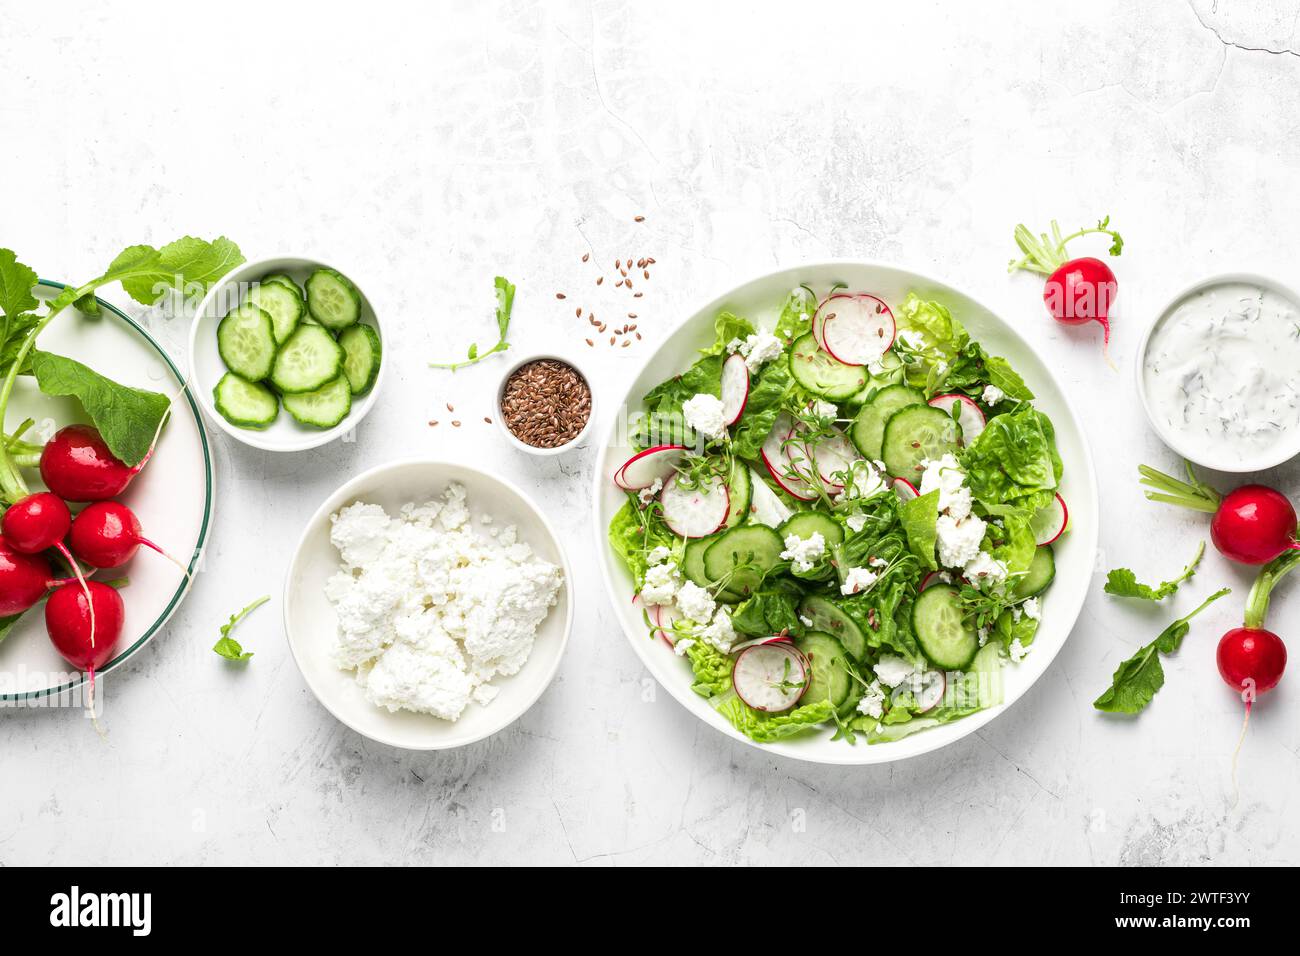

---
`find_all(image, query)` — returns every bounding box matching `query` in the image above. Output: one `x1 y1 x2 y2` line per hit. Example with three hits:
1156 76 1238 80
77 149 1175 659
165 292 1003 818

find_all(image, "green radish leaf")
0 312 41 377
213 595 269 662
1105 542 1205 601
49 236 245 310
30 350 169 467
0 249 39 319
0 612 23 645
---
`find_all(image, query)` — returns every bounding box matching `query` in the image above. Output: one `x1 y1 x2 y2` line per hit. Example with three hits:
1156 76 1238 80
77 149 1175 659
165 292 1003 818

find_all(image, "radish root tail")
1230 700 1252 807
140 538 193 581
56 543 95 650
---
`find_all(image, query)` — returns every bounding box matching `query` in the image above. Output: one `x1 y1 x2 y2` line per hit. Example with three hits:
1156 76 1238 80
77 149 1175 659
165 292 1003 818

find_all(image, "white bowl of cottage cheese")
284 459 572 749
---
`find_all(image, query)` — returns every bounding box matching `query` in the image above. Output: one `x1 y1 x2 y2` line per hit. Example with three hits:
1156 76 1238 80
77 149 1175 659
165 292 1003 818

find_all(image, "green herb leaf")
431 276 515 371
213 595 269 662
899 488 940 571
1105 541 1205 601
0 249 39 319
1093 587 1229 714
30 350 170 466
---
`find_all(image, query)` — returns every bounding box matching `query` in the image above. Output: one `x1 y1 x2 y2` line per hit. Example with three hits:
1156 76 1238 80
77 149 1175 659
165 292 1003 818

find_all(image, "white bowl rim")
187 255 386 453
1135 270 1300 474
589 257 1100 766
492 352 598 456
282 456 575 750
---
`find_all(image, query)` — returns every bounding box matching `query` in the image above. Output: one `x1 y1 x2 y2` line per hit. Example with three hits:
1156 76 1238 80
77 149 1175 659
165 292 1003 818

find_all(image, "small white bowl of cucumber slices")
189 256 384 452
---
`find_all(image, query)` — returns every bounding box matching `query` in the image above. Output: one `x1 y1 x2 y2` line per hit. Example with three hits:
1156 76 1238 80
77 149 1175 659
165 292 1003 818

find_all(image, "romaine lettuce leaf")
685 641 734 698
899 489 940 571
607 498 673 589
731 583 805 638
703 311 755 356
961 403 1061 511
716 695 833 742
774 285 818 342
732 357 793 460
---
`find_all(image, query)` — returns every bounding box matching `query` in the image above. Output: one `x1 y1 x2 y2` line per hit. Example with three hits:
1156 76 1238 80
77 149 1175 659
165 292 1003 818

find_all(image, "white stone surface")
2 0 1299 865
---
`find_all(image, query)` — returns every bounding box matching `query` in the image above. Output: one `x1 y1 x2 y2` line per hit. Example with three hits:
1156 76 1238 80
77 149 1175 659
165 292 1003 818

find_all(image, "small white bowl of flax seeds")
496 355 596 455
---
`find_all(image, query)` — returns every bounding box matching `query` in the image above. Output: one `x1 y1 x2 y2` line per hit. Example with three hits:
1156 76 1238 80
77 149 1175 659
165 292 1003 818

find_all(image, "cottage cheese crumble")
324 484 563 721
682 393 728 440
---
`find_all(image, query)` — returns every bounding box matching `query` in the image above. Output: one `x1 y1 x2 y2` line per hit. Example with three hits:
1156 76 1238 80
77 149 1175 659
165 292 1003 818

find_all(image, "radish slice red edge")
616 444 688 491
927 393 986 444
732 642 809 712
720 353 750 425
914 670 946 713
821 293 896 367
729 634 794 654
650 603 682 646
760 416 816 501
659 472 730 538
892 477 919 502
1029 493 1068 546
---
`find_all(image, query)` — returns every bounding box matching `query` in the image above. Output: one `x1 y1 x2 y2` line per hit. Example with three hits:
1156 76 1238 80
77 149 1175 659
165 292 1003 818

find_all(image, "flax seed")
576 307 582 317
582 253 590 262
483 416 492 424
585 338 594 347
596 276 603 285
634 215 645 222
452 420 461 427
556 292 566 300
446 403 454 412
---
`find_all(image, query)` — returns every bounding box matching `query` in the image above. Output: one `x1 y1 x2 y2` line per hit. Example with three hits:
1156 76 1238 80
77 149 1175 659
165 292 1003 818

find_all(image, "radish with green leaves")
45 580 125 712
1139 462 1300 565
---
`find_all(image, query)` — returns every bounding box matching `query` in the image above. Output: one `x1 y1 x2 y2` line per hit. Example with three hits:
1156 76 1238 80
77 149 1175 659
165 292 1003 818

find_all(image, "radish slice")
651 604 682 646
919 571 944 591
914 670 946 713
748 469 794 528
730 634 795 654
719 353 750 426
617 444 687 491
928 394 986 444
659 473 730 538
732 642 809 712
785 425 856 491
1029 493 1068 546
820 294 896 366
760 414 815 501
892 477 919 502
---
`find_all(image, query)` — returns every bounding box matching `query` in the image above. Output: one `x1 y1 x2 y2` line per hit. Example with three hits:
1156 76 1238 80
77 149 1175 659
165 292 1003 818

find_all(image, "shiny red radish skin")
39 424 143 502
45 581 125 674
0 538 83 616
1217 627 1286 698
1211 485 1300 566
69 501 181 570
891 477 919 502
2 492 72 553
1043 257 1117 360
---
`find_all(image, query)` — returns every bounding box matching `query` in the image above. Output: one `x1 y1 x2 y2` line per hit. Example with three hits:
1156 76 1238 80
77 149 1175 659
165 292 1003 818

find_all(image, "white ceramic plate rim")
1135 270 1300 474
282 457 575 750
590 259 1100 766
187 255 386 453
1 280 215 701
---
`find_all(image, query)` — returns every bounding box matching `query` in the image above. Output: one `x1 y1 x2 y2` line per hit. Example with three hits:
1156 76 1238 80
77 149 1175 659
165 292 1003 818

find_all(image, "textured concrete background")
2 0 1299 865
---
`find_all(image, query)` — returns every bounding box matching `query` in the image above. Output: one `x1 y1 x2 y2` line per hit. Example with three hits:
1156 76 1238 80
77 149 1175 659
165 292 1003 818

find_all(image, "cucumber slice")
270 324 344 394
305 268 363 331
723 459 752 529
248 279 305 345
793 631 851 709
850 384 924 461
702 525 784 600
217 303 276 381
788 332 869 400
281 375 352 429
912 585 979 669
778 511 844 547
263 273 303 297
1013 545 1055 600
799 594 867 661
881 404 963 481
683 537 716 588
212 372 278 429
844 352 905 406
338 323 382 395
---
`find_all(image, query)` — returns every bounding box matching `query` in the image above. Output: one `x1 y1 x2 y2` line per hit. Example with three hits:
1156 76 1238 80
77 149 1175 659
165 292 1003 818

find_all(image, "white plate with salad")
593 262 1098 765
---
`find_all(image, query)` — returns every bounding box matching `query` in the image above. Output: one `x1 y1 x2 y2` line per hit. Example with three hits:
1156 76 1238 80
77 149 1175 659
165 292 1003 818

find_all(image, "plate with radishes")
0 275 215 704
592 262 1098 765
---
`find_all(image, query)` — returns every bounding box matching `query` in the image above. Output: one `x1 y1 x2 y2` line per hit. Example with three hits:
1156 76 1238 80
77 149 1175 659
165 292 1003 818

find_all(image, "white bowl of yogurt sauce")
1137 273 1300 473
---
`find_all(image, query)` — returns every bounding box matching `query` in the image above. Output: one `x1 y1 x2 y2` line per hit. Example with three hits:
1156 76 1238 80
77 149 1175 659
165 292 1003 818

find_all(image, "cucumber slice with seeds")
912 585 979 669
305 268 362 331
270 325 344 394
788 332 869 400
248 279 305 345
263 273 303 297
281 375 352 428
881 404 962 481
217 303 276 381
851 383 924 461
213 373 279 429
338 324 382 395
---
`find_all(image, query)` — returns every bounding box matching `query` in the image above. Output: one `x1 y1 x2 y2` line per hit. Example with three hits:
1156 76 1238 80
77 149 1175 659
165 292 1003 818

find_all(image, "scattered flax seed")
634 215 645 222
634 292 643 298
615 280 624 288
609 336 615 345
596 276 603 285
628 313 637 319
483 416 492 424
643 270 649 280
635 332 642 340
429 420 438 426
621 340 630 348
452 420 462 427
576 307 582 317
555 292 566 300
629 323 638 331
446 403 455 412
501 360 592 448
585 338 594 347
581 253 590 262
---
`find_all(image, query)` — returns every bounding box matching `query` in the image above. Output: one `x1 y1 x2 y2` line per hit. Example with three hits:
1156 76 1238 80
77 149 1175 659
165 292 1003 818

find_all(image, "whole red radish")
2 492 71 553
45 581 125 699
1217 627 1286 699
1008 217 1123 368
69 500 189 574
0 538 83 616
1140 463 1300 566
39 424 142 502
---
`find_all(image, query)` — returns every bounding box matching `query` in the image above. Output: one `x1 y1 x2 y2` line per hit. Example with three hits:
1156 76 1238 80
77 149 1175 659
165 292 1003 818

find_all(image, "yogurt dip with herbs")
1143 280 1300 469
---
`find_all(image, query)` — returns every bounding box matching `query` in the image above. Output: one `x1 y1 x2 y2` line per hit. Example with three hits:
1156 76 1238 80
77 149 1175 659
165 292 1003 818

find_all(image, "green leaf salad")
608 286 1068 746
